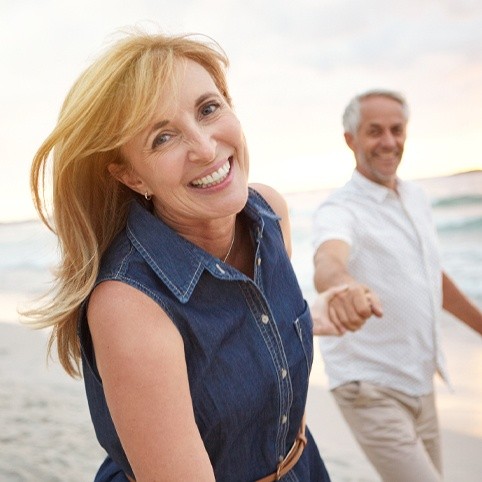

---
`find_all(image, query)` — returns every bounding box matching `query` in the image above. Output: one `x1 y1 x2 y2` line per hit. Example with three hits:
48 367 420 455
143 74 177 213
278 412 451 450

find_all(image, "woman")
28 30 333 481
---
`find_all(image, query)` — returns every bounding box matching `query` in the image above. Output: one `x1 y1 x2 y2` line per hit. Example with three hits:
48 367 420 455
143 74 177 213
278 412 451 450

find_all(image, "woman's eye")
152 133 171 148
201 102 219 116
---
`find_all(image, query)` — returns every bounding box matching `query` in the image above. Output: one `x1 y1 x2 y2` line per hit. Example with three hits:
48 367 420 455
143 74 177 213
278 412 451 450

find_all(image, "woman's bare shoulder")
249 182 288 219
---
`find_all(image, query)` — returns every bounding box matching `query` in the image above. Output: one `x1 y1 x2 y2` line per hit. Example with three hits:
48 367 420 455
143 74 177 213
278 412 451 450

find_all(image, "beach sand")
1 315 481 481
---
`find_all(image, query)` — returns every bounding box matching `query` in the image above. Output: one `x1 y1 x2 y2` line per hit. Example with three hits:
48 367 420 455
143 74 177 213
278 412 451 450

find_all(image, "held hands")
311 284 383 336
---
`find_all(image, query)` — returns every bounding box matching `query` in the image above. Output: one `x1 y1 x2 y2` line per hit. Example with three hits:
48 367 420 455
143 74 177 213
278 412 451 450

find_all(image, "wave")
437 216 482 233
432 195 482 208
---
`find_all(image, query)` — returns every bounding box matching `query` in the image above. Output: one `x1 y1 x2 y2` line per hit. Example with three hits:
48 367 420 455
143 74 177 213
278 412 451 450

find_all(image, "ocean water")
0 171 481 480
285 169 482 442
286 170 482 307
1 170 481 321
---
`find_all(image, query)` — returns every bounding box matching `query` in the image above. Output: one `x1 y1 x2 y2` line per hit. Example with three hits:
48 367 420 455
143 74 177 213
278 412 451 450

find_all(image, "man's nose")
380 131 397 148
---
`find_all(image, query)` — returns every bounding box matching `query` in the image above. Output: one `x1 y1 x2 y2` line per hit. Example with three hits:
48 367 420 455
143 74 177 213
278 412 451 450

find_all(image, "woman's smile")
190 158 232 189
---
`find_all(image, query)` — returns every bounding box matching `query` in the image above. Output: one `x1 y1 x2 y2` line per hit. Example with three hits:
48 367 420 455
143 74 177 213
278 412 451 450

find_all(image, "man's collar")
351 169 401 202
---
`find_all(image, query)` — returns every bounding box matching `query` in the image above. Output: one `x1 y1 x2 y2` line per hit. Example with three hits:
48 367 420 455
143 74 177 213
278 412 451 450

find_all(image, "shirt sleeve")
312 201 355 252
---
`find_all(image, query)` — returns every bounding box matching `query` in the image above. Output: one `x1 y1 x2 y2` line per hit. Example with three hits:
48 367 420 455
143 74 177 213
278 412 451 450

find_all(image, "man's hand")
328 283 383 333
311 284 383 336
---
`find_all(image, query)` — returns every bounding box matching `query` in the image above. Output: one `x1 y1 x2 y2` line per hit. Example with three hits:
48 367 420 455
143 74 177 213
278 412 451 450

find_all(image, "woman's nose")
187 127 216 163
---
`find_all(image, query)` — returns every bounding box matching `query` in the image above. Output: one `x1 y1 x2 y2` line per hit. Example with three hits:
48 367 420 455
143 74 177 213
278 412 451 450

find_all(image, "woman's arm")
87 281 215 481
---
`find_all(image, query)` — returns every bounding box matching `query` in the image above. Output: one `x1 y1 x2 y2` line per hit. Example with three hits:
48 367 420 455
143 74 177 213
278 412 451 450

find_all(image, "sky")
2 0 482 222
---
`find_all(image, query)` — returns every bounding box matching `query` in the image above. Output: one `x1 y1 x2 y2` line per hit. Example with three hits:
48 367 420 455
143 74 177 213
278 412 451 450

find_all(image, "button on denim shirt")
79 189 329 481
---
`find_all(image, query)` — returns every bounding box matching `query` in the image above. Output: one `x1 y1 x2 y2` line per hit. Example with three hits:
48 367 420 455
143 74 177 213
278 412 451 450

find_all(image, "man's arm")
313 240 382 333
442 271 482 336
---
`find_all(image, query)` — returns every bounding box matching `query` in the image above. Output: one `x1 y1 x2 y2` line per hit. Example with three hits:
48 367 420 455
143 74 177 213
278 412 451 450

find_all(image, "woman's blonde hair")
26 29 231 377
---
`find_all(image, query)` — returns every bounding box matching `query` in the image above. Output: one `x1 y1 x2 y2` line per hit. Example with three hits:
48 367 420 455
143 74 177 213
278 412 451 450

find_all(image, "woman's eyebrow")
195 92 219 108
144 119 169 146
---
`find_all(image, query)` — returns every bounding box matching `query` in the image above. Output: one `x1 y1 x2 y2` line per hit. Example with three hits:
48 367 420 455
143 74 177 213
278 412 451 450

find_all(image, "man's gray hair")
342 89 410 135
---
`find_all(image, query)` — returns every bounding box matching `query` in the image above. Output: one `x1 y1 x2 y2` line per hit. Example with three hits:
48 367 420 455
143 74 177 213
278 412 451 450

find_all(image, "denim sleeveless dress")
79 189 330 481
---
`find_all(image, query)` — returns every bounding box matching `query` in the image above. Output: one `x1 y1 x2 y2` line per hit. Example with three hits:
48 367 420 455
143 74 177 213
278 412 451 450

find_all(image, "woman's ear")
108 163 147 195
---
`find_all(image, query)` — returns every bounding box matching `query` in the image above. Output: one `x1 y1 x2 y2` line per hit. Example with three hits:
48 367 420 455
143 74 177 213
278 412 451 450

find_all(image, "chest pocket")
293 300 314 388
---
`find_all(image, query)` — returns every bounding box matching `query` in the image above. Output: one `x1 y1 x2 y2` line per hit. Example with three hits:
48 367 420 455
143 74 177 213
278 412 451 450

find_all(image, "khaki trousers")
332 382 442 482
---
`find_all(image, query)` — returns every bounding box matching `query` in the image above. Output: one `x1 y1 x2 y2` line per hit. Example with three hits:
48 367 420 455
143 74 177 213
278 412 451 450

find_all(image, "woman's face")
119 59 249 231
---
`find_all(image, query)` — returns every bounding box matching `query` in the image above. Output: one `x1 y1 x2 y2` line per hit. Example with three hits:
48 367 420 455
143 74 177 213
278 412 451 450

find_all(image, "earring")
144 192 152 201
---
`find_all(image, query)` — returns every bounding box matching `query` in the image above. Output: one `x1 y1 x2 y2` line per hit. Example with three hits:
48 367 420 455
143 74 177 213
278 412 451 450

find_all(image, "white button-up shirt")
313 170 449 396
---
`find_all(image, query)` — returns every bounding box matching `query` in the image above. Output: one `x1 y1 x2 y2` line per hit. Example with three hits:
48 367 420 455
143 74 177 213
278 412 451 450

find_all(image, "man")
311 89 482 481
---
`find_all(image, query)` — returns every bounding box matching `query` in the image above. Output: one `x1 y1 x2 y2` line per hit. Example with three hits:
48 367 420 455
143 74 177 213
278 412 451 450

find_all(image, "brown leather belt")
256 414 307 482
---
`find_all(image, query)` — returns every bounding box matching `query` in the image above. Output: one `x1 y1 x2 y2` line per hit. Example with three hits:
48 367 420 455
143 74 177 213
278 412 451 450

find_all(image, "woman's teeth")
191 160 231 188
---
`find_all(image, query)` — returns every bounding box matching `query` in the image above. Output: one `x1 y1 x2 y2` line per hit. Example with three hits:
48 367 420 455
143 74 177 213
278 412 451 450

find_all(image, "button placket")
241 280 293 465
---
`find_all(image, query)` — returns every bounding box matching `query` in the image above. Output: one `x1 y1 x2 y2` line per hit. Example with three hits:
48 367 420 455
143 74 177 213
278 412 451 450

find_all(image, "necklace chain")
222 225 236 263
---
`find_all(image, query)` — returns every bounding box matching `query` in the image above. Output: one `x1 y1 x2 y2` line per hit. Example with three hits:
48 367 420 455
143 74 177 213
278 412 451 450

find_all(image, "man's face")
345 95 407 189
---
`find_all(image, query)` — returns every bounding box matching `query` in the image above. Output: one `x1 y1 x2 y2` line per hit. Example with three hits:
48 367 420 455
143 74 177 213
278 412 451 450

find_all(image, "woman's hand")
311 285 350 336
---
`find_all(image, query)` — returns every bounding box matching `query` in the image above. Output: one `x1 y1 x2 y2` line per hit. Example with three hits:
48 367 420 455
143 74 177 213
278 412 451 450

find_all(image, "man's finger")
369 292 383 317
